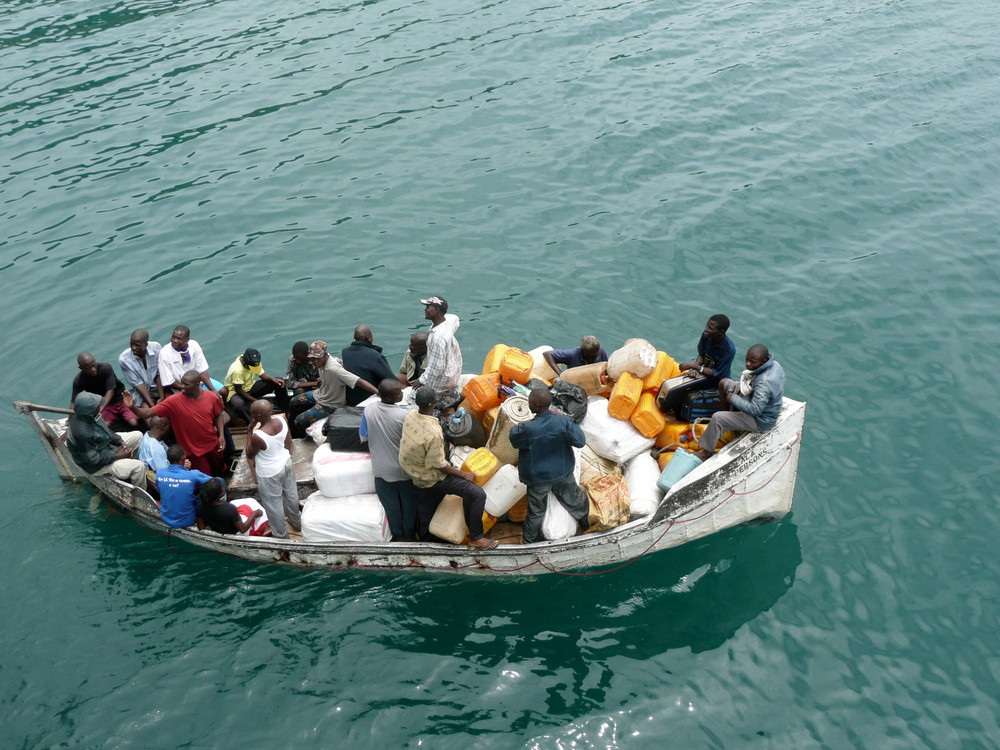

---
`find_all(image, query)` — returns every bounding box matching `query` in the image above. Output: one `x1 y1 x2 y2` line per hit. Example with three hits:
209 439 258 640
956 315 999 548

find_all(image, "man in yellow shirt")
223 348 289 423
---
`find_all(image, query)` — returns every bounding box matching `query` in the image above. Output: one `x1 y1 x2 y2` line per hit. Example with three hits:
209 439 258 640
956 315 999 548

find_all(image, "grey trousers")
523 472 589 544
698 379 759 452
257 459 300 538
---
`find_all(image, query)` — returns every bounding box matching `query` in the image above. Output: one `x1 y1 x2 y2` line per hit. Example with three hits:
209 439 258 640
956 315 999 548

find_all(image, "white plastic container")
428 494 468 544
300 491 391 542
541 494 579 541
624 452 664 517
528 345 559 383
579 396 655 463
483 464 527 517
607 338 658 380
311 443 376 498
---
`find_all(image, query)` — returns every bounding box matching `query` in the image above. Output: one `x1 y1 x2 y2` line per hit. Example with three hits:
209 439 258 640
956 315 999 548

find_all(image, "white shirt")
158 339 210 388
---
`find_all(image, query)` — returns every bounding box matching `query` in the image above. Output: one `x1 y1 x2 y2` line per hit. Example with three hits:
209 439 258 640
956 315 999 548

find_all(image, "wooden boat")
15 396 805 575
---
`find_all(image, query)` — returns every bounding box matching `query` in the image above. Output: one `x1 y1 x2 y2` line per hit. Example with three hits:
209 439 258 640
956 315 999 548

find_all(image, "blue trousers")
374 477 421 541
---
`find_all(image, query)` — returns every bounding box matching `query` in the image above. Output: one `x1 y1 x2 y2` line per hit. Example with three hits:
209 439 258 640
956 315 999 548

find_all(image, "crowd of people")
64 301 785 547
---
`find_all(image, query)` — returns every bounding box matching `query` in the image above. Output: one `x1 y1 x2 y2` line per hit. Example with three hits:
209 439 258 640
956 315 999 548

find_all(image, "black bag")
656 374 703 415
676 389 722 422
551 379 588 423
323 406 365 452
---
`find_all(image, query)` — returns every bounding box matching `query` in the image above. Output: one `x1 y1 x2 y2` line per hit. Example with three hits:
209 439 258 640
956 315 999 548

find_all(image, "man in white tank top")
246 400 300 538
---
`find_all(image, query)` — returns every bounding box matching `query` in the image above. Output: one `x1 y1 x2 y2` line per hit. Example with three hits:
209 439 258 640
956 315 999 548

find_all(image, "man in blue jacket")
695 344 786 458
509 388 590 544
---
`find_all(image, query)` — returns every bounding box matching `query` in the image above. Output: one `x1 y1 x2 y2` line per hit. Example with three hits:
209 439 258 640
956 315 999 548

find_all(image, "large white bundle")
483 464 526 517
311 443 376 498
580 396 655 463
300 491 391 542
607 338 658 380
541 494 579 541
624 452 664 517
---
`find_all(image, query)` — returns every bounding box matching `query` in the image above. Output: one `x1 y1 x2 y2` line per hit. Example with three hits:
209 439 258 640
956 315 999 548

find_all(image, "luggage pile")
297 338 730 545
438 338 713 542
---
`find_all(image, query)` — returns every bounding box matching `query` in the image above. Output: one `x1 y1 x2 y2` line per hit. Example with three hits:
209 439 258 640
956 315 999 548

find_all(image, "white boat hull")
16 398 805 575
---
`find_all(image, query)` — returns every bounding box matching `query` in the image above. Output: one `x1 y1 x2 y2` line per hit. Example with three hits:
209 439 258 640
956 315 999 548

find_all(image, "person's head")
353 324 373 343
745 344 770 371
414 386 437 413
180 370 202 398
240 348 262 369
148 416 170 438
170 325 191 352
409 331 428 356
528 388 553 415
378 378 403 404
420 295 448 321
704 314 730 343
197 478 226 506
308 340 328 365
167 444 187 466
250 399 273 422
129 329 150 357
73 391 101 420
292 340 310 364
76 352 98 377
579 335 602 363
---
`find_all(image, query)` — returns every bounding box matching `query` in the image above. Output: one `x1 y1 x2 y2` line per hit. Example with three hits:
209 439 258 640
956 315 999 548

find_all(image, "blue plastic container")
655 448 703 493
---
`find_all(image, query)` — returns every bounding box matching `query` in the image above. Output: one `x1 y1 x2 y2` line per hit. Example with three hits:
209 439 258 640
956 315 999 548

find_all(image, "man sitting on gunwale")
118 328 163 409
158 325 217 396
71 352 139 429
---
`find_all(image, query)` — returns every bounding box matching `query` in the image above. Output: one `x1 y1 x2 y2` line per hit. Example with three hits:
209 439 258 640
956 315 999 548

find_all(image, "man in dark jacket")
508 388 590 544
695 344 786 459
341 325 396 406
66 392 147 488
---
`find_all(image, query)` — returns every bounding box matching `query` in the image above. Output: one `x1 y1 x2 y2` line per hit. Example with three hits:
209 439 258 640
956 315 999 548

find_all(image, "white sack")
300 491 391 542
541 493 579 541
306 419 327 446
624 452 664 517
311 443 376 498
580 396 655 463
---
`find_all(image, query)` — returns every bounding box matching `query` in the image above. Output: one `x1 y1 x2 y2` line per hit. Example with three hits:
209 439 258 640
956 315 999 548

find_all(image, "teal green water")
4 0 1000 746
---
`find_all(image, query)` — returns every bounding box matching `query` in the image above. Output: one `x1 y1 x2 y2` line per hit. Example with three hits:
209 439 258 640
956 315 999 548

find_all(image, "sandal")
469 538 499 550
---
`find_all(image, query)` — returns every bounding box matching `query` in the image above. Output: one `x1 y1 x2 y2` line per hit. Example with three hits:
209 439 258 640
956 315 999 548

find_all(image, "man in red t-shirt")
124 370 229 476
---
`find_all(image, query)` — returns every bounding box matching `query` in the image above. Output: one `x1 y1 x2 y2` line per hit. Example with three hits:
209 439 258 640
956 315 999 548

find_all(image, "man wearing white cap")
287 340 377 437
412 295 463 407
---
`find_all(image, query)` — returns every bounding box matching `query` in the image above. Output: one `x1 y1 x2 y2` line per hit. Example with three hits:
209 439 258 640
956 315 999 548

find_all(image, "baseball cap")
241 348 262 367
419 295 448 313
